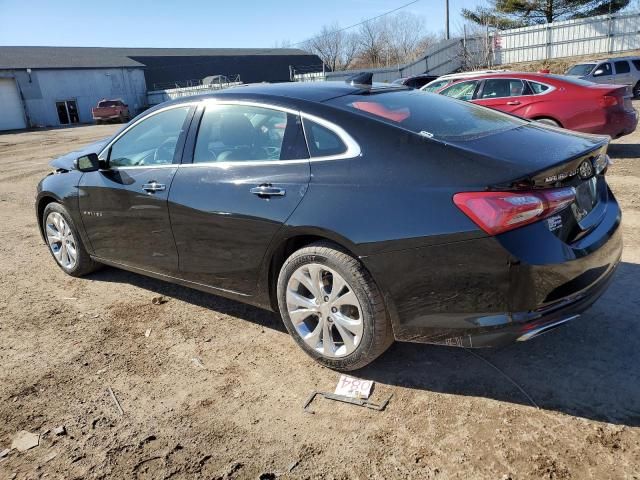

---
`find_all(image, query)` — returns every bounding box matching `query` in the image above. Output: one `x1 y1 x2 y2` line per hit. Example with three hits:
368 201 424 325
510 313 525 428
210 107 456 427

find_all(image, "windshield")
98 100 120 107
328 89 527 141
421 79 450 92
566 64 596 76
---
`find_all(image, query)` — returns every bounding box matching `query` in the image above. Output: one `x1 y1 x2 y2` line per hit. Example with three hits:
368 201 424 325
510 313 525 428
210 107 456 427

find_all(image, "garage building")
0 46 323 131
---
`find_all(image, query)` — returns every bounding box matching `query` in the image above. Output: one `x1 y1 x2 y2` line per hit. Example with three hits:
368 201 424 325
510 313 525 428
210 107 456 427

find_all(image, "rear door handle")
250 185 286 197
142 181 166 193
507 101 521 105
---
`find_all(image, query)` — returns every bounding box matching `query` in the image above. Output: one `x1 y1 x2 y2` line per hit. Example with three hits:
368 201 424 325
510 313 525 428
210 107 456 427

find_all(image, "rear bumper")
362 191 622 347
601 109 637 138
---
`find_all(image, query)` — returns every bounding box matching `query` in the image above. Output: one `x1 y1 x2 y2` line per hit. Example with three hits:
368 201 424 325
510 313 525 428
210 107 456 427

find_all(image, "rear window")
328 90 527 141
545 74 596 87
98 100 120 107
567 64 596 76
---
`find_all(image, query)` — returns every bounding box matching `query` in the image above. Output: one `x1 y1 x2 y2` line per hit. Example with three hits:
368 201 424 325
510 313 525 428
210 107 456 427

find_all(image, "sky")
0 0 482 48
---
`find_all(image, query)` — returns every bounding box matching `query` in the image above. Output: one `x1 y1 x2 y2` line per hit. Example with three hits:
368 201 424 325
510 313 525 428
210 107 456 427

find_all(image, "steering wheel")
153 138 177 164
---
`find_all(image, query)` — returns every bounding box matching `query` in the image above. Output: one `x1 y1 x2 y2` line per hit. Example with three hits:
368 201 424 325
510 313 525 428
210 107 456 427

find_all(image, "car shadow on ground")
360 261 640 427
609 142 640 159
89 261 640 427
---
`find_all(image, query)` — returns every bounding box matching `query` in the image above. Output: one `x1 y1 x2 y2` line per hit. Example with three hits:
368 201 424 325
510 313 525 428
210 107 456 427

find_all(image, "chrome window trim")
101 98 362 170
97 102 197 161
526 80 556 96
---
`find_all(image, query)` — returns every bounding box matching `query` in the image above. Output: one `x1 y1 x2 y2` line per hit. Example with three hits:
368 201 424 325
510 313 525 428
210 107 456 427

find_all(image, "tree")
462 0 631 28
303 23 359 71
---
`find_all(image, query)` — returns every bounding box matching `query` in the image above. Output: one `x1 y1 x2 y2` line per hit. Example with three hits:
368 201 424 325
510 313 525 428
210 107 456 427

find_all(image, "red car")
435 72 637 138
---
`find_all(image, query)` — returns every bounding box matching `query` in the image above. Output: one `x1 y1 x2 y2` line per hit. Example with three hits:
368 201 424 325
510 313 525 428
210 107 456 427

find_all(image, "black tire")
42 202 101 277
277 241 394 371
633 81 640 99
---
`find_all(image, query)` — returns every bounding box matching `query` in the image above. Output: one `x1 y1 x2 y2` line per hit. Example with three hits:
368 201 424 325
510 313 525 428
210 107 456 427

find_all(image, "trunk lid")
447 122 610 244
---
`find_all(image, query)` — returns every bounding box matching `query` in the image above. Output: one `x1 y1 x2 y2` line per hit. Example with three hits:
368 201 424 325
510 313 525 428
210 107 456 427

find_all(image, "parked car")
91 99 130 124
435 72 637 138
37 81 621 370
391 74 439 89
566 56 640 97
421 69 510 92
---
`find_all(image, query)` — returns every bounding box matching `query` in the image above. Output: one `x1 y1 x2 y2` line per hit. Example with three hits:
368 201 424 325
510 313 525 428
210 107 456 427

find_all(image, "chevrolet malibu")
36 81 622 371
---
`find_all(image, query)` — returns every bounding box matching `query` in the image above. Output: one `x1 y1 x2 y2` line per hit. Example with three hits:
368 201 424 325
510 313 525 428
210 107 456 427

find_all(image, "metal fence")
147 80 243 105
294 11 640 83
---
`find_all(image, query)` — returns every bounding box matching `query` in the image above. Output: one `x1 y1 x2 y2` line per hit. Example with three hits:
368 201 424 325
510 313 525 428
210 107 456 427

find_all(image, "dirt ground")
0 111 639 480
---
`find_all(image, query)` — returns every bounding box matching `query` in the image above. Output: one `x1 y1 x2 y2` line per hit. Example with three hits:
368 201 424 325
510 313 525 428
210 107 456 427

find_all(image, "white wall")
11 68 147 127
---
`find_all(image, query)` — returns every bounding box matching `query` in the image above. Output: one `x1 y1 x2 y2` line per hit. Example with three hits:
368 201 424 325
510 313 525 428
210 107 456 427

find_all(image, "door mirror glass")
75 153 100 172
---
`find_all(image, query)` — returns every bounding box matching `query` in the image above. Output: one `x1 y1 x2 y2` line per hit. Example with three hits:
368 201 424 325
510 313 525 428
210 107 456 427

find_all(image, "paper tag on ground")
334 375 373 399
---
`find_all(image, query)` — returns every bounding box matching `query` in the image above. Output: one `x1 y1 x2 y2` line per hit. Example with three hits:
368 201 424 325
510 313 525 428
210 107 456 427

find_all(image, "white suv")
566 57 640 97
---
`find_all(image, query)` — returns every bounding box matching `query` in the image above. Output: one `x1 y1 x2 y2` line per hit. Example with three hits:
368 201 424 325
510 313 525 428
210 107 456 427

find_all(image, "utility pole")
445 0 450 40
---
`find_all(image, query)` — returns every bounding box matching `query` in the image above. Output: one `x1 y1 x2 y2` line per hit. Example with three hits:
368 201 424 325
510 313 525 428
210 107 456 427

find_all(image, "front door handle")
142 181 166 193
507 101 521 105
250 185 286 197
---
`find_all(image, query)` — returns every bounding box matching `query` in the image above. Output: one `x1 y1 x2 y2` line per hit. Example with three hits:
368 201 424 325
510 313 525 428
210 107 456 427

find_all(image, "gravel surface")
0 115 638 479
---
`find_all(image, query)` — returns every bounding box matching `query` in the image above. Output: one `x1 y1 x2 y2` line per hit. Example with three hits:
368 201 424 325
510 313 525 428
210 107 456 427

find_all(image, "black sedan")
36 81 622 370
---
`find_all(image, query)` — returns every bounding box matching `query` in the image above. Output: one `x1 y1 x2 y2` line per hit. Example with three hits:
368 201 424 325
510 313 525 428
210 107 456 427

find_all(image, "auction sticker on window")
335 375 373 399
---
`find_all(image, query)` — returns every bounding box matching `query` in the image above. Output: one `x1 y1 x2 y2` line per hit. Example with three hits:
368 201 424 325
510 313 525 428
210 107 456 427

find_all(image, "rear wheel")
42 203 100 277
535 117 561 127
277 242 393 371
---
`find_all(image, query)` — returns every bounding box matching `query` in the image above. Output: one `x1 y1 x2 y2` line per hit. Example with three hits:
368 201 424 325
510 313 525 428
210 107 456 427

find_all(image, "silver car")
566 57 640 97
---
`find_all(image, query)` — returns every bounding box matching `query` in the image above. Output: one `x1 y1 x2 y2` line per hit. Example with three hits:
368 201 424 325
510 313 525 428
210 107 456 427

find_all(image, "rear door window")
479 79 528 98
614 60 631 74
439 80 480 101
193 104 308 163
633 59 640 71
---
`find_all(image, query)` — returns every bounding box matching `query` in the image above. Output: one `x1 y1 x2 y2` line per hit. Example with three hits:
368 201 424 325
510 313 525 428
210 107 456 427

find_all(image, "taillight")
599 95 619 108
453 187 576 235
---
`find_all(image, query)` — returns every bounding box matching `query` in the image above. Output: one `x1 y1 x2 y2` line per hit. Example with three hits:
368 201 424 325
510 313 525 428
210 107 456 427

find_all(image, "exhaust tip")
517 314 580 342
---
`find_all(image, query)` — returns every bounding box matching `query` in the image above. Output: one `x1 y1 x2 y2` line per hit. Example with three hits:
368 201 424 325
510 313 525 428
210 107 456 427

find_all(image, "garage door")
0 78 26 131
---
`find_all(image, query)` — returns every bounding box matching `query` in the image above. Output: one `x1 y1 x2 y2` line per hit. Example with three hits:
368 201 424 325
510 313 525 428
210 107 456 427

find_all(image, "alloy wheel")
286 263 363 358
45 212 78 269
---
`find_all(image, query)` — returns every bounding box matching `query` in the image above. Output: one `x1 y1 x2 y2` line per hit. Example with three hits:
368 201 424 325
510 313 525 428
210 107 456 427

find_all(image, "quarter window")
193 104 307 162
614 60 631 74
303 119 347 158
108 106 190 167
439 80 479 101
593 62 612 77
528 81 551 94
480 79 528 98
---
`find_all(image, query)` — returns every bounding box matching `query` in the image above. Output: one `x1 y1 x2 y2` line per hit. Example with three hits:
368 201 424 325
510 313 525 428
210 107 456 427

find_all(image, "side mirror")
74 153 100 172
593 69 604 76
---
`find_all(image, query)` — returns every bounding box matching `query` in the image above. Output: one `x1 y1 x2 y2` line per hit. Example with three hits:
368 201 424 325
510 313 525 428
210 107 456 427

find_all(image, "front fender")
36 171 93 253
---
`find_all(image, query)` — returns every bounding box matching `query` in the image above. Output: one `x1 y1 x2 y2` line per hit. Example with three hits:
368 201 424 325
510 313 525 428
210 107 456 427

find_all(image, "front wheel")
277 242 393 371
42 203 101 277
633 81 640 99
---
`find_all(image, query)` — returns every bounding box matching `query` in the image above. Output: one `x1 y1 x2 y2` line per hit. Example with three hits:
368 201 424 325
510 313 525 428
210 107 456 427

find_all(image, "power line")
289 0 422 47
